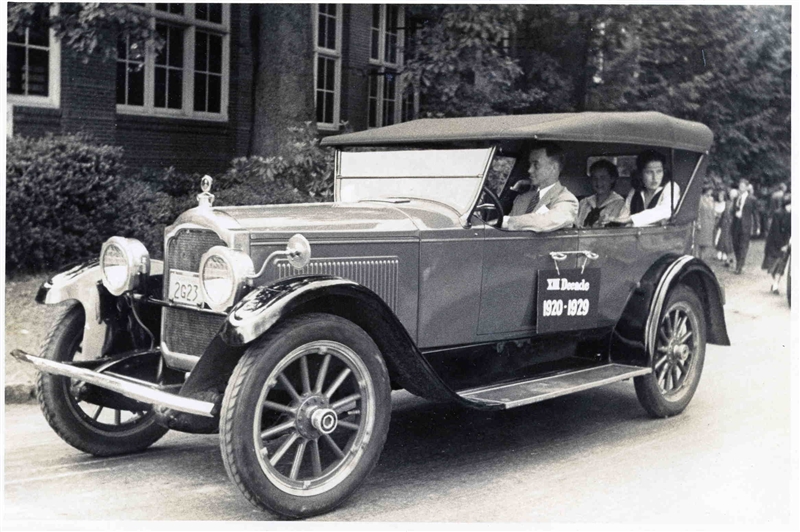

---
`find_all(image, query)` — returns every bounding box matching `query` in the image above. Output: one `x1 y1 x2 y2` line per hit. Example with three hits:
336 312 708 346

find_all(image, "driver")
502 142 578 232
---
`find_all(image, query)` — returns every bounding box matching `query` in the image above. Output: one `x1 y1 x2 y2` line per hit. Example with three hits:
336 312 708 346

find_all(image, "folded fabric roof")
321 111 713 153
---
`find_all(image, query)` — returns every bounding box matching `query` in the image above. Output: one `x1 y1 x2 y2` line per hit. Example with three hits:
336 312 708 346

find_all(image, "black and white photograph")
3 2 796 527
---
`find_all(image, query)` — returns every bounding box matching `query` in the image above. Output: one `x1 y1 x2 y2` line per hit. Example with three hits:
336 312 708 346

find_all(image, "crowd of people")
698 179 791 293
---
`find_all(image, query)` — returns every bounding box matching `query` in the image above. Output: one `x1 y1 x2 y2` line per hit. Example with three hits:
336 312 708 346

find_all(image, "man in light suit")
731 177 757 274
503 142 578 232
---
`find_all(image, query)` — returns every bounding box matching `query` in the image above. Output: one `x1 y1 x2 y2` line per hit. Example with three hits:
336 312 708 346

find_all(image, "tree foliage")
8 3 163 62
616 6 791 187
404 5 545 117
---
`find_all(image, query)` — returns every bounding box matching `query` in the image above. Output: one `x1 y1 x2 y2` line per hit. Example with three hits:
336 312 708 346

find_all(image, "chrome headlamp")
199 246 255 312
100 237 151 296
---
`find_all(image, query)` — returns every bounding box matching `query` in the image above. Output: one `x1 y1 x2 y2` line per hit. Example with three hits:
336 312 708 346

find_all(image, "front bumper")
11 349 216 418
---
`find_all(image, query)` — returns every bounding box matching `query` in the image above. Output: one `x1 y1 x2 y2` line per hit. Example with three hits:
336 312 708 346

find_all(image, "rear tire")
634 285 706 418
219 313 391 518
36 304 168 456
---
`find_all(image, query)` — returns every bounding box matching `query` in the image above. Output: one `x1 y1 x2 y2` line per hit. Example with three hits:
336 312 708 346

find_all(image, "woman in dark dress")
762 194 791 293
716 188 738 267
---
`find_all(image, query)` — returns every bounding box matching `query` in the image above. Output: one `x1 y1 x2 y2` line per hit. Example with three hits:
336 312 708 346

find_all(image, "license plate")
168 270 204 307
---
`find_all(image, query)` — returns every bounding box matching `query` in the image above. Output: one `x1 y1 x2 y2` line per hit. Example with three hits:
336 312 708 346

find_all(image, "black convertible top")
321 111 714 153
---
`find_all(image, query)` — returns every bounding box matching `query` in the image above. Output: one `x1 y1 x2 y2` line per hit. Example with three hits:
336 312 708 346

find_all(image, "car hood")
172 200 465 244
211 202 422 240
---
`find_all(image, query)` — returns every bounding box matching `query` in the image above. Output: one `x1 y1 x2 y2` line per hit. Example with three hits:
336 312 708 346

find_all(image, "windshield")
337 148 494 214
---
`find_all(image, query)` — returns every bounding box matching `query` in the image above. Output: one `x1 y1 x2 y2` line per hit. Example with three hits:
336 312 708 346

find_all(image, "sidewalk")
3 241 778 403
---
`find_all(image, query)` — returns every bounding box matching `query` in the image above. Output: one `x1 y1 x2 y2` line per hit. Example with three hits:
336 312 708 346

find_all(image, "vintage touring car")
14 112 729 518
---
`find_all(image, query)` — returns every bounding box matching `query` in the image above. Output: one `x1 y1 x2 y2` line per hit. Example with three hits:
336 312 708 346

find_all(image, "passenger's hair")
527 141 565 172
589 159 619 181
634 149 669 188
636 149 667 172
739 177 750 186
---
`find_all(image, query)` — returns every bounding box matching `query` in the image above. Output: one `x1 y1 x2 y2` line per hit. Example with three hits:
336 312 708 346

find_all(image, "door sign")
536 268 600 333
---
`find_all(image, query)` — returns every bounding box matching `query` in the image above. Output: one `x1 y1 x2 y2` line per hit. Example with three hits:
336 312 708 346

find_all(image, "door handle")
548 250 599 274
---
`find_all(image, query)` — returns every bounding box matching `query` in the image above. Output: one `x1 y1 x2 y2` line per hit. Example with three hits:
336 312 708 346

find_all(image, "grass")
4 272 62 398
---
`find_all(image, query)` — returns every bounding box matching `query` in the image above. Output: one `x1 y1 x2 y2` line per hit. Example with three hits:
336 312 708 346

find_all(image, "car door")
477 227 579 338
576 226 640 329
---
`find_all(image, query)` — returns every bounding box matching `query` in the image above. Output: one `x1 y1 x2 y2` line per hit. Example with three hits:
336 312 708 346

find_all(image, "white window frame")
368 5 405 128
313 4 342 131
116 3 230 122
7 5 61 109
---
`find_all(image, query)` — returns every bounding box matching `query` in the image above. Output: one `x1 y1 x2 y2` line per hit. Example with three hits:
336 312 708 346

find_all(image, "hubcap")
310 408 338 434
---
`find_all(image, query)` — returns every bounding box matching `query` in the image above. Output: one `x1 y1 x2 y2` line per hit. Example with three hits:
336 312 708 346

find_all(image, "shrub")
6 134 126 272
5 125 329 272
116 179 176 260
213 180 313 208
223 122 335 200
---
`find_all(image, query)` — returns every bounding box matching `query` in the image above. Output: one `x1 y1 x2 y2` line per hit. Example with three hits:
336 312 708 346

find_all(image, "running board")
458 363 651 409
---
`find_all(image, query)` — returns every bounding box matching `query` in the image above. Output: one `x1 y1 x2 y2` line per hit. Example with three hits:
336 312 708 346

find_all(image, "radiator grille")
163 228 227 361
165 229 226 274
163 307 226 359
276 257 399 310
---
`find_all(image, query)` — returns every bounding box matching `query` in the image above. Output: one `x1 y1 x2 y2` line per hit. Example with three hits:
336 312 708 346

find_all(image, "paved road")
4 242 796 526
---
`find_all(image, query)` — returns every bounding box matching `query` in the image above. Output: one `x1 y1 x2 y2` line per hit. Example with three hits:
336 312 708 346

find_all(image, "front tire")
220 313 391 519
634 285 706 418
36 304 168 456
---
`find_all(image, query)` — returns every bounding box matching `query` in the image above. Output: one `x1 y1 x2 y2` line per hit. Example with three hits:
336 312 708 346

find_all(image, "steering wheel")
475 186 505 227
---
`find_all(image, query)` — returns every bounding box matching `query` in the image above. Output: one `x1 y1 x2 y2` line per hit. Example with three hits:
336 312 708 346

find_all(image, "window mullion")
185 26 195 115
380 5 386 64
145 16 156 111
378 76 384 128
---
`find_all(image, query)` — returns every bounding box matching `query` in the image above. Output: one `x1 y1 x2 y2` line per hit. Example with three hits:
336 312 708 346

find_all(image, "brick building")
7 3 415 173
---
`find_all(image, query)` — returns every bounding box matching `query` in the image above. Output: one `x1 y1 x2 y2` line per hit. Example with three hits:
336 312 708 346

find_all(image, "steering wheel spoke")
476 186 504 227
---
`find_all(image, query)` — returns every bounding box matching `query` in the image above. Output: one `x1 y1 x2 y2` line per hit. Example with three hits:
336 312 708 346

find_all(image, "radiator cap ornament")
197 175 214 209
197 175 215 209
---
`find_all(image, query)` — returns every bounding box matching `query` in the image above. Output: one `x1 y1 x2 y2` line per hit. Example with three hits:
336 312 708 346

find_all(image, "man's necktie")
524 188 541 214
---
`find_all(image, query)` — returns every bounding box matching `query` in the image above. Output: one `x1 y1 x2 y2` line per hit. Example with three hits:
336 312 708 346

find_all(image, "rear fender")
217 275 501 410
36 260 164 358
610 254 729 366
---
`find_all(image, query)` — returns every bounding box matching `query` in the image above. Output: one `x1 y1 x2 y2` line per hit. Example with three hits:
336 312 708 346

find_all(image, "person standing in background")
697 186 716 260
755 186 769 238
762 194 792 293
713 189 727 259
766 182 787 236
716 188 738 267
731 178 757 274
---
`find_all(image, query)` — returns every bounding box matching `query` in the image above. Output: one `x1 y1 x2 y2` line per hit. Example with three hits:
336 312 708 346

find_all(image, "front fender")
220 276 359 346
611 254 729 366
218 275 502 410
36 260 164 358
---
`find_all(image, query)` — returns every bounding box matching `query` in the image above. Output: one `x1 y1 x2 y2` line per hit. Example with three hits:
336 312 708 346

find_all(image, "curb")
5 383 36 404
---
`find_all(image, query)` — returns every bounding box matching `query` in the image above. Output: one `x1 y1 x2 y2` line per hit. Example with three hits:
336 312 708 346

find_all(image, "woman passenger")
614 150 681 227
577 160 626 227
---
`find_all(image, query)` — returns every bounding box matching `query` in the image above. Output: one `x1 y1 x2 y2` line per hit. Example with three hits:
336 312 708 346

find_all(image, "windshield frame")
334 146 496 226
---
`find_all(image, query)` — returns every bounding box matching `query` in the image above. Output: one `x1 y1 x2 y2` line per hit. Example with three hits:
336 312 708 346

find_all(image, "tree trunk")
250 4 316 157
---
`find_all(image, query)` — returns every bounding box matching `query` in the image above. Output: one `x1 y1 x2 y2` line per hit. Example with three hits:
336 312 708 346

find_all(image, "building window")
154 24 184 109
116 3 229 121
116 35 145 106
368 5 406 128
194 31 222 113
7 6 60 108
314 4 341 130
